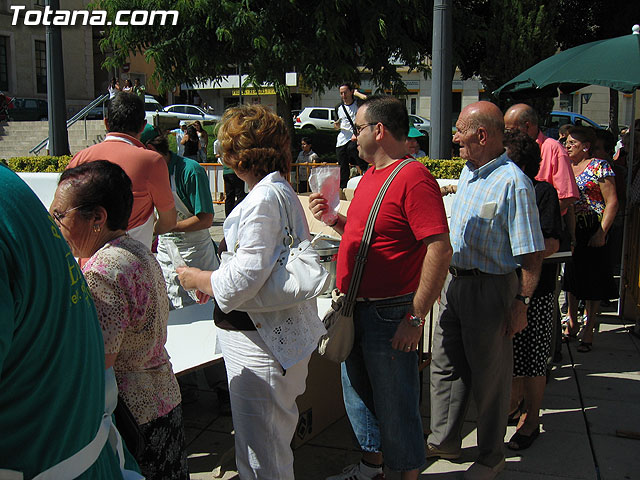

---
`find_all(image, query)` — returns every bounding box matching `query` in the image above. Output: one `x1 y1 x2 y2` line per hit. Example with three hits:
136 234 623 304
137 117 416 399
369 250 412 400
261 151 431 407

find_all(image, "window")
144 102 160 112
0 36 8 91
309 109 328 120
34 40 46 94
186 106 202 115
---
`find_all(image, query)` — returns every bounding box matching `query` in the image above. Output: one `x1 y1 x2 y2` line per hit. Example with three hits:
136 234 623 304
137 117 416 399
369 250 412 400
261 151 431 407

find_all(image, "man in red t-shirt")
310 96 451 480
68 92 176 249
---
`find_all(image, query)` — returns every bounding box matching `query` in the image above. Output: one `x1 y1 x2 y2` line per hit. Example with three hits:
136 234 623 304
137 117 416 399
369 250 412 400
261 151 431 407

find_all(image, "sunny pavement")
188 203 640 479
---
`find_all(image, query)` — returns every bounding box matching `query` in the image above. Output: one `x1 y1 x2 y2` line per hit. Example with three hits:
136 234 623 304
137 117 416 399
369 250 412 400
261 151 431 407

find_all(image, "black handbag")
114 395 146 460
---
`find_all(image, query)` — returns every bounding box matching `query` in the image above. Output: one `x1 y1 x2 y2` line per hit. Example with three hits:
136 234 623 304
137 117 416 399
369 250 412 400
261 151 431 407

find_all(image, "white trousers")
216 327 310 480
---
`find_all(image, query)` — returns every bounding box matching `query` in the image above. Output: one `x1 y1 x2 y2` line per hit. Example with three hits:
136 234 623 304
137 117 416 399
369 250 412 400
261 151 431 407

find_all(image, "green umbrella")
494 26 640 97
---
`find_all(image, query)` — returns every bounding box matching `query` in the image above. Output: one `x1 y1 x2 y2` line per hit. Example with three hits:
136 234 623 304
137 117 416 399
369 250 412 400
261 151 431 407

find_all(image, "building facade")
0 0 97 116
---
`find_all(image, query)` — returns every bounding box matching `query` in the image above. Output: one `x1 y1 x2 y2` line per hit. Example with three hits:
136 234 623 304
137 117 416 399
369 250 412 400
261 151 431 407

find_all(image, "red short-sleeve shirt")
336 159 449 298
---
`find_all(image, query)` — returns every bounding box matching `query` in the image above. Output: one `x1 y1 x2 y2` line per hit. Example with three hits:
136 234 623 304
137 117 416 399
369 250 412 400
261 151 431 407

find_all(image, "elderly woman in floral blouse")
563 126 618 352
50 160 188 480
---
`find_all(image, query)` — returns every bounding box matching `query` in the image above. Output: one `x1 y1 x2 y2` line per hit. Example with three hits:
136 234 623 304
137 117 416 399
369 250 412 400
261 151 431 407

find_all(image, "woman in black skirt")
504 132 562 450
563 127 618 352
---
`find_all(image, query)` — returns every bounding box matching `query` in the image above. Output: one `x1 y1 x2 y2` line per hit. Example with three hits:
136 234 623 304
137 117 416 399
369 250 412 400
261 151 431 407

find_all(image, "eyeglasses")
52 205 87 225
354 122 379 136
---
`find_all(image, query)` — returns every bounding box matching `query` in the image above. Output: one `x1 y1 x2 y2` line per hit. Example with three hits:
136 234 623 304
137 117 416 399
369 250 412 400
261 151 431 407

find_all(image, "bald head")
454 101 505 168
504 103 539 138
462 101 505 135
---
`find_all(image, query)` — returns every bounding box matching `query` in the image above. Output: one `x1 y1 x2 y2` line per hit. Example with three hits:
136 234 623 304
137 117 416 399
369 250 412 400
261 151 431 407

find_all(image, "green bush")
416 157 465 179
6 155 72 173
3 153 465 179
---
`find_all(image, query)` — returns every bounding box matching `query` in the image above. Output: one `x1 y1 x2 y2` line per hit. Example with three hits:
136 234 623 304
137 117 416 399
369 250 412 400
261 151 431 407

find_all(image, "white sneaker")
326 462 386 480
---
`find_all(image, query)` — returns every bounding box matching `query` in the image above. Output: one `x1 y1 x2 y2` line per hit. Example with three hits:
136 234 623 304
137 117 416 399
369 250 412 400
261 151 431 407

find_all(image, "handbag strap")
341 102 357 134
266 182 298 244
342 158 415 315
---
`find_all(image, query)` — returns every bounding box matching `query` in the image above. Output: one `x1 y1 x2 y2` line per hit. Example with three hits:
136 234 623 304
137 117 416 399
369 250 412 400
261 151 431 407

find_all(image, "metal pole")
618 89 636 319
238 64 243 106
429 0 453 160
45 0 70 156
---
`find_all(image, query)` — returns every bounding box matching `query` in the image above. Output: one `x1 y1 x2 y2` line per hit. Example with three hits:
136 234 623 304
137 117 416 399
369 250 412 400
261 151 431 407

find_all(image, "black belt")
449 266 484 277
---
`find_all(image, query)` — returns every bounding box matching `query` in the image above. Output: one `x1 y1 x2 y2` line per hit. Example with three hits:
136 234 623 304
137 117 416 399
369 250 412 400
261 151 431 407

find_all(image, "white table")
166 297 333 375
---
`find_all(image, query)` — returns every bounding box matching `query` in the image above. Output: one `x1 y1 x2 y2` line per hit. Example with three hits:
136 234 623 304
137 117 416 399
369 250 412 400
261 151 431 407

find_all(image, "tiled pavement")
185 204 640 479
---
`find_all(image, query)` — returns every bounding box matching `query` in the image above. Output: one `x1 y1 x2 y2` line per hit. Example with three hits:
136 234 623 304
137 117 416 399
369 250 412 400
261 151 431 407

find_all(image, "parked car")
163 104 221 122
294 107 338 131
542 111 602 139
6 98 48 121
409 114 431 136
85 105 106 120
144 95 163 112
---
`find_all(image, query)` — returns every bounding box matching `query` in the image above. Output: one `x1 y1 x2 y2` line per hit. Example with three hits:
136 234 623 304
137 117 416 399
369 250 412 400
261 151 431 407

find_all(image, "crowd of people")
1 88 636 480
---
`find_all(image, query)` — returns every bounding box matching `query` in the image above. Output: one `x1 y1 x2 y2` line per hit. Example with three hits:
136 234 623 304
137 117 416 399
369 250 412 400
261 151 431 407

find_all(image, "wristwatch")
407 314 425 327
515 294 531 306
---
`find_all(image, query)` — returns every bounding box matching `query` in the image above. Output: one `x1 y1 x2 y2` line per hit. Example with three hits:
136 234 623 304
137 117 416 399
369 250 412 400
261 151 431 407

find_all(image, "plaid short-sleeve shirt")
449 152 545 274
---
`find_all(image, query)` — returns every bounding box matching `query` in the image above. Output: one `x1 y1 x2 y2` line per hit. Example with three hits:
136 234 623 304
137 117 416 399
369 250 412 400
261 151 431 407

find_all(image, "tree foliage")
453 0 557 114
97 0 433 102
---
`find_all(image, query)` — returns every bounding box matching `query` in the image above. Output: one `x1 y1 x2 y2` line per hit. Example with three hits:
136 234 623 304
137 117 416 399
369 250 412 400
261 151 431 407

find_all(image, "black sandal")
507 399 524 426
577 341 592 353
507 426 540 451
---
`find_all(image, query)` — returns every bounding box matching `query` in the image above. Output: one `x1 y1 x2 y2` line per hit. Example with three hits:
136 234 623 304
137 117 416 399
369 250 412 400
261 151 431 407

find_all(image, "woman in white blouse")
177 105 325 480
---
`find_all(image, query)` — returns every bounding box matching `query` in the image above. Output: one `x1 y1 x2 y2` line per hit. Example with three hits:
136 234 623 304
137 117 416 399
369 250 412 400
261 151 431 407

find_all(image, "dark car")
85 105 105 120
542 111 601 139
8 98 48 121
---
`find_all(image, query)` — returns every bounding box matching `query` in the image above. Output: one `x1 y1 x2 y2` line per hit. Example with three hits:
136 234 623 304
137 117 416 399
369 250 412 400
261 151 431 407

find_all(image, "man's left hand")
506 301 528 338
391 319 423 352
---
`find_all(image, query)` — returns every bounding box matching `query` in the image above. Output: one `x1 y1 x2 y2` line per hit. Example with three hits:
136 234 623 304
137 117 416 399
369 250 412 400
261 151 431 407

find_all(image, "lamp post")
429 0 452 160
45 0 70 156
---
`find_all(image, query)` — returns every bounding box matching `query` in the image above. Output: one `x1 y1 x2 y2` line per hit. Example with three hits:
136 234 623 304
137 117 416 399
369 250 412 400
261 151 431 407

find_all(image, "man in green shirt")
0 165 128 478
142 125 219 308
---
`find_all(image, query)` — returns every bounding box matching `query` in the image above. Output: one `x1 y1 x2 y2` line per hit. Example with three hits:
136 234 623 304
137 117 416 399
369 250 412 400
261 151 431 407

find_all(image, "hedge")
4 155 72 173
4 154 465 180
417 157 465 179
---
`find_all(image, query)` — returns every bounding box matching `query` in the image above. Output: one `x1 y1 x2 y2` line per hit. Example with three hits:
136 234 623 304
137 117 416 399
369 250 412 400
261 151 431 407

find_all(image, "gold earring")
93 224 101 233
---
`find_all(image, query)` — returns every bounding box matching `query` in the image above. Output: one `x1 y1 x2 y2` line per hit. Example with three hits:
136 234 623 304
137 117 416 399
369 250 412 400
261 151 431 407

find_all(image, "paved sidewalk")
192 204 639 479
181 309 640 480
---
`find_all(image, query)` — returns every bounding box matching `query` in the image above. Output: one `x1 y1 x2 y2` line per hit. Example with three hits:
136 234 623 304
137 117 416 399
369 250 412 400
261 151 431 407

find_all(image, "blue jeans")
341 294 425 472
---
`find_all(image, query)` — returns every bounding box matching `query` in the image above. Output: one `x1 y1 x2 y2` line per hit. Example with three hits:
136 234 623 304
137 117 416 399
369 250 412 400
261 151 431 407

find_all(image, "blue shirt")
449 152 544 274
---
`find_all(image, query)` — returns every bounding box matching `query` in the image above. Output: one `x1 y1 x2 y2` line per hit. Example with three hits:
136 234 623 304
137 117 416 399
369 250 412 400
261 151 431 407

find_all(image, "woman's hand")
177 265 201 289
195 290 211 304
177 266 215 296
588 226 606 247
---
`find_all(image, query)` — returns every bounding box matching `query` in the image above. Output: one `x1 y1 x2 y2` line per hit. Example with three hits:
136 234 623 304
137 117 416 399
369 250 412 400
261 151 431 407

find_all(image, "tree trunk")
609 88 619 138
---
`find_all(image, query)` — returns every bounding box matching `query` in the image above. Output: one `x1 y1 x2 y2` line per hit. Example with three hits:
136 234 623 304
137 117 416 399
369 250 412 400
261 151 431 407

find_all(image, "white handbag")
225 183 330 313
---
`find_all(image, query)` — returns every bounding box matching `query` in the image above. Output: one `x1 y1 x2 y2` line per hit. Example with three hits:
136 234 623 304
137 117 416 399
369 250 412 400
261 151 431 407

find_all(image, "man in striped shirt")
427 101 544 480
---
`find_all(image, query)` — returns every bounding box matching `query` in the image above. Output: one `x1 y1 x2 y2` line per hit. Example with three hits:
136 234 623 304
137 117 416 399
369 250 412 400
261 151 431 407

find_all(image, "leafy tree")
554 0 640 135
453 0 558 116
97 0 433 120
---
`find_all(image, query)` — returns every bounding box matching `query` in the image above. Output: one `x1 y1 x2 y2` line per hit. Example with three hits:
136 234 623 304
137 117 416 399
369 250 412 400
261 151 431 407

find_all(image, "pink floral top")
574 158 615 218
83 235 181 425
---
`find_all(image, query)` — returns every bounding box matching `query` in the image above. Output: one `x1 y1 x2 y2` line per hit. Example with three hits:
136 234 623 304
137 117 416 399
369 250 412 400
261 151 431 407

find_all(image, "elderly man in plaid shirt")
426 101 545 480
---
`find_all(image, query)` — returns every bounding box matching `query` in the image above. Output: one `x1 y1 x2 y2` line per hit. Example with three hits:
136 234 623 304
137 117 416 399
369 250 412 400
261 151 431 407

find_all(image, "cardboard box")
298 194 351 239
293 351 346 448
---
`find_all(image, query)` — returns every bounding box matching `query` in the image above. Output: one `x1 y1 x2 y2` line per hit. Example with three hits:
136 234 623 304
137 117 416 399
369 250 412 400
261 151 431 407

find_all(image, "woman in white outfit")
177 105 326 480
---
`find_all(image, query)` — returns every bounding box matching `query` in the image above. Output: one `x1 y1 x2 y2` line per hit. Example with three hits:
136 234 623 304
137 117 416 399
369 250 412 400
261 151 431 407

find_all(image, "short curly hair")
218 105 291 178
